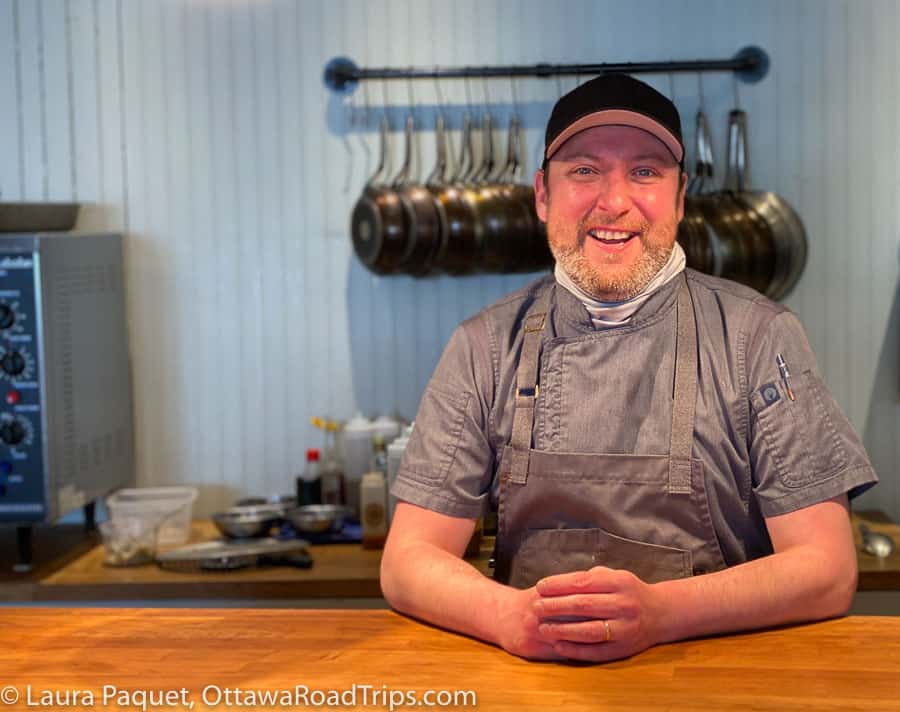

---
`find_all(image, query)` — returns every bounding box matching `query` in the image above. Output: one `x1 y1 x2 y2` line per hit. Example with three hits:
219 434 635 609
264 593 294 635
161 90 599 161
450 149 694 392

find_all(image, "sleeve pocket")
750 371 848 488
401 386 472 487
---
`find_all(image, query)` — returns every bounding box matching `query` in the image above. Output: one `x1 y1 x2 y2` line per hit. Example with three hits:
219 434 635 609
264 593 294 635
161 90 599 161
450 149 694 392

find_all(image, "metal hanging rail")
323 46 769 93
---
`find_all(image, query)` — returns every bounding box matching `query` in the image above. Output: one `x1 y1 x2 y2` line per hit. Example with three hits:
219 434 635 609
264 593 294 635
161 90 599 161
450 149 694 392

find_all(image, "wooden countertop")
5 510 900 601
1 608 898 710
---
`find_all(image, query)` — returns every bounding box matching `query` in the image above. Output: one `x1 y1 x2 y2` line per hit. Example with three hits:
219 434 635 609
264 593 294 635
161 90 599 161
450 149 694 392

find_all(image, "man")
381 74 878 663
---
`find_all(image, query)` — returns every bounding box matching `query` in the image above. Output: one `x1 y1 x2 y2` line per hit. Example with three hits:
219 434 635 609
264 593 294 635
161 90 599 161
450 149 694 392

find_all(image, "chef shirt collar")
554 242 686 330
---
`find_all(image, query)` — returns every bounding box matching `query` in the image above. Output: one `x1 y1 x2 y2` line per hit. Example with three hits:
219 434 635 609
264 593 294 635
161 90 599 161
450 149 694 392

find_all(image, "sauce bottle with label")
360 471 388 549
296 448 322 506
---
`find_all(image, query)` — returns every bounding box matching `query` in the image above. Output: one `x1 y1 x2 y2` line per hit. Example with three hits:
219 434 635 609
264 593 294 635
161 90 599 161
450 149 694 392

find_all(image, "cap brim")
545 109 684 163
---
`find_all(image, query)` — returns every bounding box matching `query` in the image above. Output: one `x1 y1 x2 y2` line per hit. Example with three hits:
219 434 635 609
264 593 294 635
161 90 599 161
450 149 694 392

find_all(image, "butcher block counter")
1 608 898 711
2 511 898 602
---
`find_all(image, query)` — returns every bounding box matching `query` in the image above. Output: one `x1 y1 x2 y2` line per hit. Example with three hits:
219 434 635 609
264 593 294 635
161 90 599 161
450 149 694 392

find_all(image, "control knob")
0 304 14 330
0 350 26 377
0 419 26 446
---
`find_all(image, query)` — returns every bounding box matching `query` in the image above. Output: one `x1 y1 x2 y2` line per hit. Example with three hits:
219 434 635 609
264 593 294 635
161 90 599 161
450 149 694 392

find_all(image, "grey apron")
494 274 728 588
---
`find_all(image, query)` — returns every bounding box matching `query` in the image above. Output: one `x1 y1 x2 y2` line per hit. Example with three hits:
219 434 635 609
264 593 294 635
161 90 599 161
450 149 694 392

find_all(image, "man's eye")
633 167 659 178
573 166 595 175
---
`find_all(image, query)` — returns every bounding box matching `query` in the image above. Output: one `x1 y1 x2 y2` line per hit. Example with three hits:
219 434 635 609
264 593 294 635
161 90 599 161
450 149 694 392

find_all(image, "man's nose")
591 173 632 218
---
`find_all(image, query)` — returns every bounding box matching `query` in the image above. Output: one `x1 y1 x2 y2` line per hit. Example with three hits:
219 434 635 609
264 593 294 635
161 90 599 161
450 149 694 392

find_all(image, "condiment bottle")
372 414 401 446
360 434 389 549
320 425 346 506
342 414 375 520
360 471 388 549
370 432 387 476
296 448 322 506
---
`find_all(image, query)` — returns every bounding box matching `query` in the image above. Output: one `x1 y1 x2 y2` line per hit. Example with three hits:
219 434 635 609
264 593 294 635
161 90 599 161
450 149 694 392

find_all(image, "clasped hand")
498 566 663 662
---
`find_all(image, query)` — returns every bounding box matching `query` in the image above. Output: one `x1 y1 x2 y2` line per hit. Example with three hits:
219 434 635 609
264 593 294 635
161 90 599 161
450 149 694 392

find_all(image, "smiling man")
381 73 878 662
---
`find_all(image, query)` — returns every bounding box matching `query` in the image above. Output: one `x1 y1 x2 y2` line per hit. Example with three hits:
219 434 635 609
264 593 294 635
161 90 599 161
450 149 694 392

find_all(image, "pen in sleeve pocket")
776 353 795 401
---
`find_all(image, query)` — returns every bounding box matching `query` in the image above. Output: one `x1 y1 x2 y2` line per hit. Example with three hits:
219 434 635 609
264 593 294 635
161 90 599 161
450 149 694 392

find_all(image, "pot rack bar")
324 46 769 93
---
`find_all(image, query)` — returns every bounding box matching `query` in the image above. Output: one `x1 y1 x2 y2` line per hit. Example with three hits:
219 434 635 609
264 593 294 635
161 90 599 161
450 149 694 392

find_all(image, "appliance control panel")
0 254 45 519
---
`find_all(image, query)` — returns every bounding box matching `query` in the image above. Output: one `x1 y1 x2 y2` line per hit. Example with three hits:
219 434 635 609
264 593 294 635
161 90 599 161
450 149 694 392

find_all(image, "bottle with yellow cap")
310 417 346 507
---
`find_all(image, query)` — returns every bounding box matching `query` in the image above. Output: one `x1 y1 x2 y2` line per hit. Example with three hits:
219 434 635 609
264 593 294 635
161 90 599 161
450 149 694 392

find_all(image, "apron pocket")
509 527 693 589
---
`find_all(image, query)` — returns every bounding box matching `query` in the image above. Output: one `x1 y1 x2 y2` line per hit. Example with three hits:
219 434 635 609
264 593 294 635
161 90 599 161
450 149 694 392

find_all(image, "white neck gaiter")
555 242 687 329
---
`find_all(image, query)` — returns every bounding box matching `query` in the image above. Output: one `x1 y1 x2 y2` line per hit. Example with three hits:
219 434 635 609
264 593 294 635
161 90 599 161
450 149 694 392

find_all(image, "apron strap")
668 274 698 495
504 276 698 494
505 287 551 485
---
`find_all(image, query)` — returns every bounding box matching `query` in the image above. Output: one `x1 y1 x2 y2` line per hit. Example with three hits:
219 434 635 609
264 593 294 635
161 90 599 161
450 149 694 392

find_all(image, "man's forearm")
652 544 857 644
380 541 512 645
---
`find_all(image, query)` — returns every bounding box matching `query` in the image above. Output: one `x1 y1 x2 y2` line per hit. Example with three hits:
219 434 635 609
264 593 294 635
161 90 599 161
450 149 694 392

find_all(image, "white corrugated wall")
0 0 897 518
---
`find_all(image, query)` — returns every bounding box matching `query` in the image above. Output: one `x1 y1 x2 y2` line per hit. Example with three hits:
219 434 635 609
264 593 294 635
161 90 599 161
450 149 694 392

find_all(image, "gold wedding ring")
603 619 612 643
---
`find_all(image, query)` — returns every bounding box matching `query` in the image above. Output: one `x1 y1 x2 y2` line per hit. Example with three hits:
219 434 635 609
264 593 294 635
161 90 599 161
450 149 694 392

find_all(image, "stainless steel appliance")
0 233 134 569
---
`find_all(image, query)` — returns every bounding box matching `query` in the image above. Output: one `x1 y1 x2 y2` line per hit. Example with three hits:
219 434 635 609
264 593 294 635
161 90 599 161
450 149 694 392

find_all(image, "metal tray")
156 538 311 572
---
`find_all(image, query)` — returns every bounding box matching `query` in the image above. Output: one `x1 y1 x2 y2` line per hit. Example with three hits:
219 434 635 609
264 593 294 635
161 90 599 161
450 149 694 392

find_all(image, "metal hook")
697 72 705 109
732 73 741 109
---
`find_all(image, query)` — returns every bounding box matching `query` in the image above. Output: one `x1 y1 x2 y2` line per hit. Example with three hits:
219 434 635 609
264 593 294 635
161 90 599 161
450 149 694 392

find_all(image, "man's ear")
534 169 548 223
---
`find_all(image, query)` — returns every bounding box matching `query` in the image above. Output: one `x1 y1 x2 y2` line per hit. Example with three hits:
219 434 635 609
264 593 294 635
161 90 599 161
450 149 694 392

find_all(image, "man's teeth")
589 230 634 243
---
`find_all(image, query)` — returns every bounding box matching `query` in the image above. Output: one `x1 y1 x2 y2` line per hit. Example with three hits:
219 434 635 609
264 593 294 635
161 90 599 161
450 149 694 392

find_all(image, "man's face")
534 124 687 301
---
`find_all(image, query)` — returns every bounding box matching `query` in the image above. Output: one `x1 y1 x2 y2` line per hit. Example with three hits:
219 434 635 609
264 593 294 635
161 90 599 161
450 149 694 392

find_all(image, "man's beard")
547 214 678 301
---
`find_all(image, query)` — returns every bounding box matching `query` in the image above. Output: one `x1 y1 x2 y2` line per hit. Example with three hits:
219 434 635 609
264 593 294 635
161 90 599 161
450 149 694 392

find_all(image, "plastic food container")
98 518 158 566
106 486 199 546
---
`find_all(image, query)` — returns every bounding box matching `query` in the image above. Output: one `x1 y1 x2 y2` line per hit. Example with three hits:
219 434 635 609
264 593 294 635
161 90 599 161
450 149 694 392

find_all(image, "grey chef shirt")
391 269 878 565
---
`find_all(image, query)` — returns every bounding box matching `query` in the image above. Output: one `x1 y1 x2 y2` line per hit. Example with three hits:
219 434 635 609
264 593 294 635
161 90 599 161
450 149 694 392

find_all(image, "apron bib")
494 274 727 588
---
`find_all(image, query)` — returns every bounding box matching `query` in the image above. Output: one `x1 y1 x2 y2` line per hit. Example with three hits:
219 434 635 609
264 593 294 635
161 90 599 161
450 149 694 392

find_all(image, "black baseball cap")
543 73 684 167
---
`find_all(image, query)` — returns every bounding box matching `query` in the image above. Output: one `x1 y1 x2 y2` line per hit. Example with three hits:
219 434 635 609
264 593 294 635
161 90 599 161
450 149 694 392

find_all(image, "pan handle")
472 112 495 184
689 110 715 195
365 116 390 189
493 114 520 183
258 551 314 569
724 109 749 192
452 114 474 183
425 114 447 187
390 114 414 188
688 111 702 195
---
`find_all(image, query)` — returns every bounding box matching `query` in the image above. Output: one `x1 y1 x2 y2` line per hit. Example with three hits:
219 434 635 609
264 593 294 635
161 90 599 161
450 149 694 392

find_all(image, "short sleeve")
746 310 878 517
390 318 496 519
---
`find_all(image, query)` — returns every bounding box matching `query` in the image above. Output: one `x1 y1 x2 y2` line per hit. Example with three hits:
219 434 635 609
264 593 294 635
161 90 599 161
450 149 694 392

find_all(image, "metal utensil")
235 495 297 517
156 538 311 572
860 523 895 558
286 504 351 534
211 506 282 539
